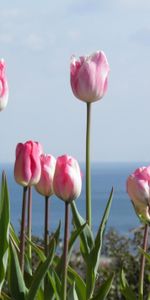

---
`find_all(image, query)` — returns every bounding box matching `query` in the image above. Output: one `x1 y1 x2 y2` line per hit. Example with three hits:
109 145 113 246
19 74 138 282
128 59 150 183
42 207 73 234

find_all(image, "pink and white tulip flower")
70 51 109 103
53 155 82 202
127 166 150 223
14 140 42 187
0 59 9 111
35 154 56 197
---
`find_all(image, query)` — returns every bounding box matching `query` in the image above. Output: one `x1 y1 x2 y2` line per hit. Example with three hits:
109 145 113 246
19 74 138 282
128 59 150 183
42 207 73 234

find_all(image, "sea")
0 162 147 238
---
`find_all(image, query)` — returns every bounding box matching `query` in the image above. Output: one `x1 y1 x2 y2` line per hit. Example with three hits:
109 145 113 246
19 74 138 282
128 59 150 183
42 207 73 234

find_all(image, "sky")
0 0 150 163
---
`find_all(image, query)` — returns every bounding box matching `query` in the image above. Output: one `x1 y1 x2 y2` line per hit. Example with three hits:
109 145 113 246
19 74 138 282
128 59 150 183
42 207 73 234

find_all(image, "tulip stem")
44 196 49 256
86 102 92 228
44 196 49 299
20 186 28 273
139 224 149 300
27 186 32 260
62 202 70 300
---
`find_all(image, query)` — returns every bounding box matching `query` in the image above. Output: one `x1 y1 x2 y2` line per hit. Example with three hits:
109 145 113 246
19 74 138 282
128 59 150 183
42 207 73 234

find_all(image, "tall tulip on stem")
70 51 110 228
14 140 42 273
127 166 150 300
53 155 82 300
35 154 56 255
35 154 56 298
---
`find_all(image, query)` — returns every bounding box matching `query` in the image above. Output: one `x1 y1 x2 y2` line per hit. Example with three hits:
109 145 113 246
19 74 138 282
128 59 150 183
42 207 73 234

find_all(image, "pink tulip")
53 155 82 202
126 166 150 223
35 154 56 197
0 59 9 111
70 51 109 103
14 140 42 186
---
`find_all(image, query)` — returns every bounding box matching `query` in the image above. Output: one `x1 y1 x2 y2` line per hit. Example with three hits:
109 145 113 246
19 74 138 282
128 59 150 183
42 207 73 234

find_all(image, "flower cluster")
14 140 82 203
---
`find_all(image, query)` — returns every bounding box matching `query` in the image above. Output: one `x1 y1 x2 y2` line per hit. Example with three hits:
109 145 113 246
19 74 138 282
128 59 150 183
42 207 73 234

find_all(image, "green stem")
86 102 92 228
20 186 28 273
139 224 149 300
27 186 32 260
44 196 49 299
44 196 49 257
61 202 70 300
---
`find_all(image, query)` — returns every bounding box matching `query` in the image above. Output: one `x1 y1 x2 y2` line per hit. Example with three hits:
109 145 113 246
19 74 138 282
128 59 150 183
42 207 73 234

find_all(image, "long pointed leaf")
92 187 113 273
120 269 137 300
86 188 113 299
68 266 86 300
68 282 79 300
0 172 10 292
8 241 27 300
90 273 114 300
71 201 94 258
26 239 56 300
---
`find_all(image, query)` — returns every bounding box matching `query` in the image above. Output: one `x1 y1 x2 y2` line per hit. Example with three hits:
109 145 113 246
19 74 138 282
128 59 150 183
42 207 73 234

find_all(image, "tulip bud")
0 59 9 111
70 51 109 103
14 140 43 187
126 166 150 223
53 155 82 203
35 154 56 197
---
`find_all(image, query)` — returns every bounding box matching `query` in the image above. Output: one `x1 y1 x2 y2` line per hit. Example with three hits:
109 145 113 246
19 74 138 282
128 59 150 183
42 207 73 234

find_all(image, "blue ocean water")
0 162 146 237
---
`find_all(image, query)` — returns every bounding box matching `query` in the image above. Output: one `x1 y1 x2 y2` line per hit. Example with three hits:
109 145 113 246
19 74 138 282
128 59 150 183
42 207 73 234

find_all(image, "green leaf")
25 236 45 262
86 188 113 299
0 172 10 293
139 247 150 264
49 221 61 248
1 292 12 300
26 239 56 300
9 223 20 250
71 201 94 258
91 187 113 275
120 269 137 300
57 223 86 276
68 223 86 261
147 293 150 300
26 235 61 299
68 282 79 300
48 269 61 300
90 273 114 300
8 241 27 300
68 266 86 300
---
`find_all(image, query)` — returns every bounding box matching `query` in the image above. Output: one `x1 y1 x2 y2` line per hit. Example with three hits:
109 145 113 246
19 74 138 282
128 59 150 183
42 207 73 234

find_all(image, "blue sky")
1 0 150 163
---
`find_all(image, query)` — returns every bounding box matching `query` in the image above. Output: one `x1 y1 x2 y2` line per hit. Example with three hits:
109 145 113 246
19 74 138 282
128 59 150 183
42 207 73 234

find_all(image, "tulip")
70 51 109 229
53 155 82 203
70 51 109 103
35 154 56 197
53 155 82 300
14 140 42 272
127 166 150 298
126 166 150 223
35 153 56 297
0 59 9 111
14 140 42 187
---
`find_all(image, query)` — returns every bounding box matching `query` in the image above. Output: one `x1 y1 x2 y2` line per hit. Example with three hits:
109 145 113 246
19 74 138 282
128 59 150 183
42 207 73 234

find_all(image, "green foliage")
2 172 150 300
0 173 10 293
71 188 114 299
8 241 27 300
